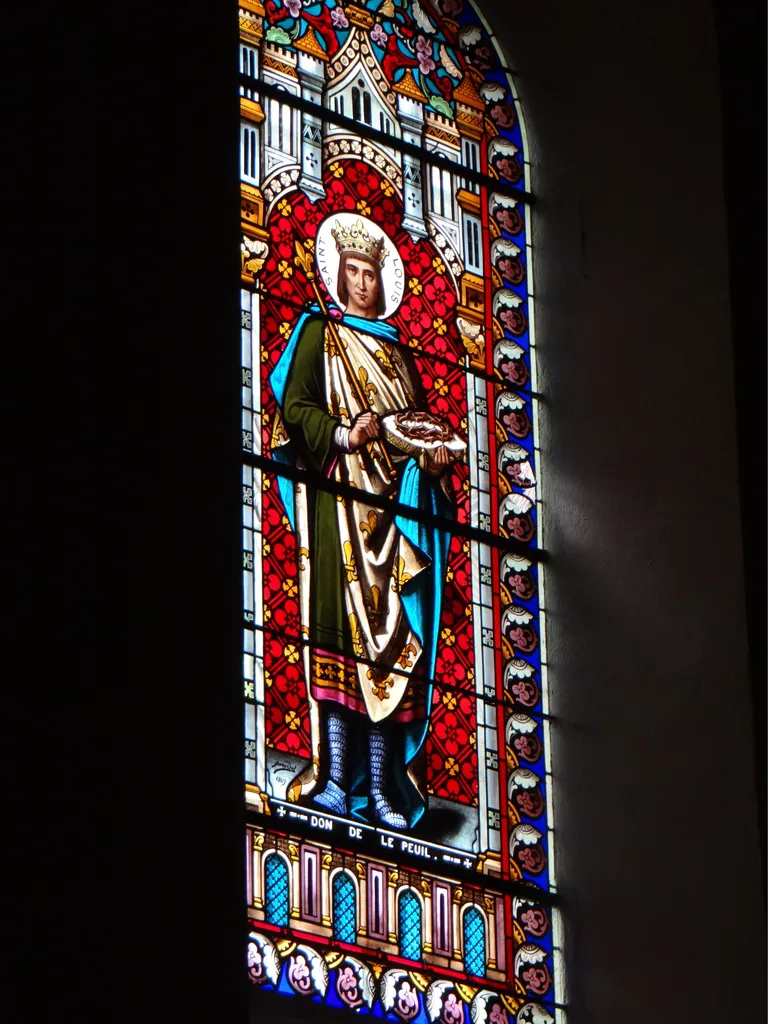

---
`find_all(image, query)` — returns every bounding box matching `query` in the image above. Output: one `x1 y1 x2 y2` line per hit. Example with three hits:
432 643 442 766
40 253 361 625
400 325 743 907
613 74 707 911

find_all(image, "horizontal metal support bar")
244 284 542 400
240 75 534 205
242 451 546 562
243 620 553 722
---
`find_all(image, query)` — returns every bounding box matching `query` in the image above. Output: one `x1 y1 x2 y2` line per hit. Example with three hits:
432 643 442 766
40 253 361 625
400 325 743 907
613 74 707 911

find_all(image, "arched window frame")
395 884 425 963
238 0 558 1017
329 867 359 944
460 902 488 978
262 850 291 927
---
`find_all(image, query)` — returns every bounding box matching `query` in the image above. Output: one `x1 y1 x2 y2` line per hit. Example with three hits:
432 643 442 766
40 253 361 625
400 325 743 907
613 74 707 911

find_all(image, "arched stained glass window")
332 871 357 944
398 890 422 961
241 0 557 1018
463 906 486 978
264 854 290 927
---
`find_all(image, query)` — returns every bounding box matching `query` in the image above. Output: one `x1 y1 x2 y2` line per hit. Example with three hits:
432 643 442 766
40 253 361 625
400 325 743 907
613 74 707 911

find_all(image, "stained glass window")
397 890 422 961
241 1 560 1021
264 854 290 926
332 871 357 944
463 905 486 977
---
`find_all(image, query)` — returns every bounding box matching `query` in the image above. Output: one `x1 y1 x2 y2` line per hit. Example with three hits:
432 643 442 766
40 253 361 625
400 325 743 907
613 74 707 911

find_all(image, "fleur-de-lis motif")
270 411 289 449
324 329 338 356
360 509 379 538
391 556 413 594
367 669 392 701
396 643 417 669
325 323 349 358
357 365 378 406
343 540 358 583
373 344 401 380
329 390 349 420
349 613 365 657
365 584 383 625
292 239 313 275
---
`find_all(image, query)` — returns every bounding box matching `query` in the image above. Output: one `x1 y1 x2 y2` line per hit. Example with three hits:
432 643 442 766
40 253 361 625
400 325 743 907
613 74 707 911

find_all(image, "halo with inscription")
315 213 405 320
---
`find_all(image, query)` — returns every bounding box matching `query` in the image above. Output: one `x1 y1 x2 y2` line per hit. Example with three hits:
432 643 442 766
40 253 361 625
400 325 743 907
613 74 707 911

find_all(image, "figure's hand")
427 444 451 475
349 411 380 450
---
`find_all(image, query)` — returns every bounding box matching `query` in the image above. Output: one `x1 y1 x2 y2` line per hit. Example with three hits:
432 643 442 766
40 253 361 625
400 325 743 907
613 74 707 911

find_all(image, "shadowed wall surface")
477 1 765 1020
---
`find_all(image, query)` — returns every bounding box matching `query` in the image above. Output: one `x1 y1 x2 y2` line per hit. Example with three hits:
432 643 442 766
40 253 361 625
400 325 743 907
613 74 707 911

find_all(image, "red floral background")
258 159 478 804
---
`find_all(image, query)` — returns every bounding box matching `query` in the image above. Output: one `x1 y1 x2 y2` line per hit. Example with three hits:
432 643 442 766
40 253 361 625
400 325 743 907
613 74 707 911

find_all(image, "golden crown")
331 219 389 269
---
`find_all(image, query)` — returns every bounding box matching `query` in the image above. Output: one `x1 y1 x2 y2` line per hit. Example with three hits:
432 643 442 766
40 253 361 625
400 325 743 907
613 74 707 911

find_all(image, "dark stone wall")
478 1 766 1020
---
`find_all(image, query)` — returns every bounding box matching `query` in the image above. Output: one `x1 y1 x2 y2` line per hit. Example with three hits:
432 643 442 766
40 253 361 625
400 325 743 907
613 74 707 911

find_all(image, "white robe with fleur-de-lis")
317 322 431 722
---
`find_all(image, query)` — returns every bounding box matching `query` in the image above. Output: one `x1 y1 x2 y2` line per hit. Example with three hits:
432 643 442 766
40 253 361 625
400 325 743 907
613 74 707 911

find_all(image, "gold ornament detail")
345 3 375 28
455 983 477 1004
408 971 430 993
331 219 389 268
241 236 269 283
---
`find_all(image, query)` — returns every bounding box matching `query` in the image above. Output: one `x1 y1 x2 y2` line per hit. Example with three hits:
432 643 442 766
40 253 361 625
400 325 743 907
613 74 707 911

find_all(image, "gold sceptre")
294 239 396 483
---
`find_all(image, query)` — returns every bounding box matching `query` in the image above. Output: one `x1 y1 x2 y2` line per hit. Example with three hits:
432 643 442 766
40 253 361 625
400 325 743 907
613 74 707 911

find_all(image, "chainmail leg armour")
313 709 348 816
369 724 407 829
